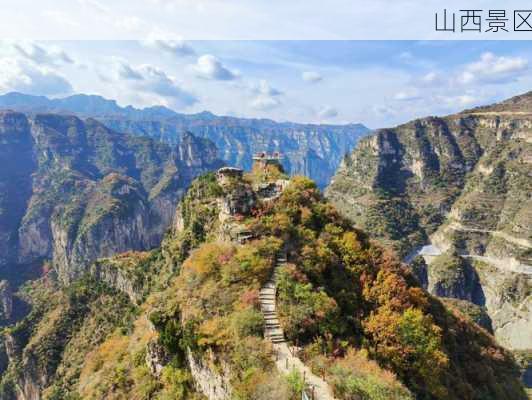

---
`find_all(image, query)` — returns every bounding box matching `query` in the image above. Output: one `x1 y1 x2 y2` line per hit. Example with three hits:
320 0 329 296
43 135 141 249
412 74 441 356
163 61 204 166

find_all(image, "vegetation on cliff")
0 163 526 399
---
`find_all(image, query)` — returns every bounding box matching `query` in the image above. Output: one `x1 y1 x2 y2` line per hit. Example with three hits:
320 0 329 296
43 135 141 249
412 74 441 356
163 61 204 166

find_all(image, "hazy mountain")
0 92 370 188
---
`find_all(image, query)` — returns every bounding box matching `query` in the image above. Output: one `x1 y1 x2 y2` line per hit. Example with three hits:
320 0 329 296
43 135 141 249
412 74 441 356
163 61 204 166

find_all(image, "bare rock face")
0 281 13 324
187 349 233 400
145 338 171 377
89 258 144 304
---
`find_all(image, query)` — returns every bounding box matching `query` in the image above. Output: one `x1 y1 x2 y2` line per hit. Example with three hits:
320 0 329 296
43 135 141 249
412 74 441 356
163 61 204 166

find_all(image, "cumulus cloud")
457 52 528 85
302 71 323 83
252 80 282 96
249 80 282 110
144 38 195 57
109 59 197 109
191 55 238 80
13 41 74 66
317 105 338 119
0 58 72 96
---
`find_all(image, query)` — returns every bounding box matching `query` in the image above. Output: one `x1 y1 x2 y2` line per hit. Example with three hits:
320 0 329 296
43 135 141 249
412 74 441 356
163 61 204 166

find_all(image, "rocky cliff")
326 91 532 353
0 92 370 188
0 111 223 285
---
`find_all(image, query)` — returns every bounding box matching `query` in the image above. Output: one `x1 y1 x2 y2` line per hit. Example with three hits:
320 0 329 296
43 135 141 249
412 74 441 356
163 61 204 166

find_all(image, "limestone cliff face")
0 92 370 189
0 281 13 325
326 92 532 351
187 349 233 400
107 118 369 189
0 111 223 284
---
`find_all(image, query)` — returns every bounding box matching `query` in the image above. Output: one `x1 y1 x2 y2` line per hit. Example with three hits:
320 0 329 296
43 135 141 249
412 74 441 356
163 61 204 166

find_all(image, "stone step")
266 331 284 338
267 335 285 343
262 312 277 317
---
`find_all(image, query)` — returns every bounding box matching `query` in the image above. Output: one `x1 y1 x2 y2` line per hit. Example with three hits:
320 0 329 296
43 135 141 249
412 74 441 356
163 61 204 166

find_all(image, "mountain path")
259 255 336 400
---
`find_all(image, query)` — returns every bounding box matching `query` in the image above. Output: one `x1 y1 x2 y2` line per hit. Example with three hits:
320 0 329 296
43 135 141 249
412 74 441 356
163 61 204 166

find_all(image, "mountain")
0 161 525 400
0 110 223 291
0 92 370 188
326 91 532 355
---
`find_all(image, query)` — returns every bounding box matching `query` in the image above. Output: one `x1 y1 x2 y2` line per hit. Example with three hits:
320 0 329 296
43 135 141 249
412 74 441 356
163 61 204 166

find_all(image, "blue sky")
1 40 532 128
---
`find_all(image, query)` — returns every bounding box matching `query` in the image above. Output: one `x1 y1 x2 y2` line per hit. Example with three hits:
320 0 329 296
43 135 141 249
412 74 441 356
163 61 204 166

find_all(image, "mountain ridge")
326 90 532 355
0 92 370 188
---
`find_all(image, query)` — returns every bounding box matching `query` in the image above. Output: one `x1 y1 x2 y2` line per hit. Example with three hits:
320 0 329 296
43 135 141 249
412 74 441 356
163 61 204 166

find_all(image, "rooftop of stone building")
252 152 283 161
216 166 243 176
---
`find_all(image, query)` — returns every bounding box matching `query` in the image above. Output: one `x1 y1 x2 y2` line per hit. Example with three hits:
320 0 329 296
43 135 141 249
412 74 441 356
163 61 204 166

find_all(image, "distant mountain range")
0 92 370 188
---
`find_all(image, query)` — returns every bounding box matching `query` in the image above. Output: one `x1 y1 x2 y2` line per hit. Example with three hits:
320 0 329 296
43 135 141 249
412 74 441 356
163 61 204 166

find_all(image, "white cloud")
249 80 282 110
251 95 281 110
0 58 72 96
108 59 197 109
398 51 413 61
457 52 528 85
302 71 322 83
253 80 282 96
191 54 238 80
144 38 195 57
394 89 420 101
419 71 443 86
440 94 477 107
114 60 144 80
317 105 338 119
13 41 74 66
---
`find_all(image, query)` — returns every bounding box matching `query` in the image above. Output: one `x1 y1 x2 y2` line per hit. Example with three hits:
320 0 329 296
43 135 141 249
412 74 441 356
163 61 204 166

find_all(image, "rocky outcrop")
426 251 482 303
472 260 531 350
187 349 232 400
0 281 13 324
145 338 171 378
89 258 143 304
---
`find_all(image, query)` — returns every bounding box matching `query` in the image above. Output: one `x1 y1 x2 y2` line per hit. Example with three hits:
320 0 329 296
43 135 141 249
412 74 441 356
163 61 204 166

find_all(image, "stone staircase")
259 254 337 400
259 254 286 344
